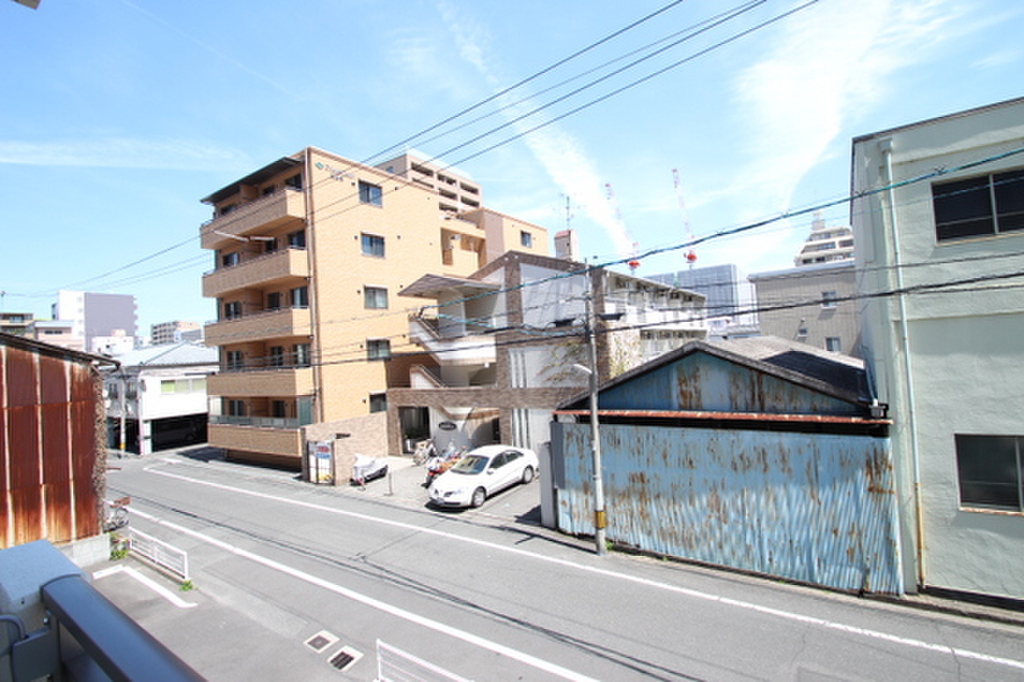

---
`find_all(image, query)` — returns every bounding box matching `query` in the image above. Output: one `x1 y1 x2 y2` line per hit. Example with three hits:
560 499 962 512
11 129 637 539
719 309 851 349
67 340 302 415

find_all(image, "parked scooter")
424 444 466 487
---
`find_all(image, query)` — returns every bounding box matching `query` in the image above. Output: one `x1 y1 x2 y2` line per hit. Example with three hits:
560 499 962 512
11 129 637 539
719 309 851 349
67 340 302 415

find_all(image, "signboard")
307 441 334 484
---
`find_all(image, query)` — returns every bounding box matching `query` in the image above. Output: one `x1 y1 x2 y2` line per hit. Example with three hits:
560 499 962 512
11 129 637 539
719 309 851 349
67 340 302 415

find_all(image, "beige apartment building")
200 148 548 467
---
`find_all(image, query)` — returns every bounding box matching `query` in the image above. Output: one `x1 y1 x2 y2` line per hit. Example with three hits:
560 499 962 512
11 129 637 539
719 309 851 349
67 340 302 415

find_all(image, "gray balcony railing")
0 540 202 682
210 414 304 429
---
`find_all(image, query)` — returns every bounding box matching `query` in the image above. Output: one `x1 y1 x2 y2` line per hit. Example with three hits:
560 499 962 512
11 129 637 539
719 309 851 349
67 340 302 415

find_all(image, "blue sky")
1 0 1021 334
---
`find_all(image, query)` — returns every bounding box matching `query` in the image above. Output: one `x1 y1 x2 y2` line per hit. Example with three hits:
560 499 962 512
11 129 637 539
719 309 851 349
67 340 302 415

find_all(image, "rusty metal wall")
555 422 902 594
2 344 102 549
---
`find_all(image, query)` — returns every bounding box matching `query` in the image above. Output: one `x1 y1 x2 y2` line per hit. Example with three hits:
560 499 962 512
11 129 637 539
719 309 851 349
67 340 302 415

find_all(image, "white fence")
376 640 472 682
128 527 190 582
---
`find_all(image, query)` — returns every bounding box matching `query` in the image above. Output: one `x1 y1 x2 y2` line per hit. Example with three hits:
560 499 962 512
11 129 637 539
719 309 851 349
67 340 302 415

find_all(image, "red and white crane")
672 168 698 268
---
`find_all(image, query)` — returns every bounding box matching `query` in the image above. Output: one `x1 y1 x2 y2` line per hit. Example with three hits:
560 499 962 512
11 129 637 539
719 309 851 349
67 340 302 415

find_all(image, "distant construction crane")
604 182 641 273
672 168 698 269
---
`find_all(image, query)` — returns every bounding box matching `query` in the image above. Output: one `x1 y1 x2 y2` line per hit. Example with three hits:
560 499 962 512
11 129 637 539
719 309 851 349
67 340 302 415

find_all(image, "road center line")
143 464 1024 672
129 506 597 682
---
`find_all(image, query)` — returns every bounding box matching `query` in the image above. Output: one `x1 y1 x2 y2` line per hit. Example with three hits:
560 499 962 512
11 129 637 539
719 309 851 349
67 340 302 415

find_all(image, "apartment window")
263 237 278 253
955 435 1024 511
267 292 282 310
285 173 303 190
221 251 240 268
364 286 388 309
223 301 242 320
293 343 311 368
269 346 285 367
797 324 808 338
369 393 387 413
288 230 306 249
272 400 287 418
291 286 309 308
359 180 383 207
520 231 533 248
262 186 276 197
825 337 842 352
107 382 119 400
361 233 385 258
226 350 244 370
933 169 1024 241
367 338 391 360
821 291 838 308
227 399 246 417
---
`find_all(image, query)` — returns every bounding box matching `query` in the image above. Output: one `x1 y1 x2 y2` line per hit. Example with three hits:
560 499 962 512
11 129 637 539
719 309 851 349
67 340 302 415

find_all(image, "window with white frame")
364 286 388 309
366 338 391 360
825 337 842 352
955 434 1024 511
932 169 1024 242
293 343 311 368
361 233 385 258
291 286 309 308
359 180 383 207
821 291 838 308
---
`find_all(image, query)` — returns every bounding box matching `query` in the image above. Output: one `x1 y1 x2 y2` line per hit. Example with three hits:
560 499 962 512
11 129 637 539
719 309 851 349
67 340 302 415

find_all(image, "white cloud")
435 1 635 258
0 138 251 170
732 0 961 212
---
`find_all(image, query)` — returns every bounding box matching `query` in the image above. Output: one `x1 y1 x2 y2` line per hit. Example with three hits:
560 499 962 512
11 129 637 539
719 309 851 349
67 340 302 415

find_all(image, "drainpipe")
880 138 926 589
304 148 323 424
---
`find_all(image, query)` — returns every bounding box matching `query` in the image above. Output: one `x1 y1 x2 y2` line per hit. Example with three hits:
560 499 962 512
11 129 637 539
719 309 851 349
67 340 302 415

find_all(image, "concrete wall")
852 97 1024 599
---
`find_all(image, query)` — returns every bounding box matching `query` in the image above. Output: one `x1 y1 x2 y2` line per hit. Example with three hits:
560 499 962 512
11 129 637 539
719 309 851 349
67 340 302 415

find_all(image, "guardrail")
129 528 190 583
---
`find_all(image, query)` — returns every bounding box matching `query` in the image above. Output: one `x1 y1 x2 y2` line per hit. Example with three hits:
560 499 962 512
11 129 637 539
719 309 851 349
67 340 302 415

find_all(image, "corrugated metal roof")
115 341 218 368
559 336 870 411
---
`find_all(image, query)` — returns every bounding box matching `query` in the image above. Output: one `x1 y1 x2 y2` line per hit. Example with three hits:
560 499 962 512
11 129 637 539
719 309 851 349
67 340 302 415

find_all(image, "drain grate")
304 630 338 653
329 646 362 672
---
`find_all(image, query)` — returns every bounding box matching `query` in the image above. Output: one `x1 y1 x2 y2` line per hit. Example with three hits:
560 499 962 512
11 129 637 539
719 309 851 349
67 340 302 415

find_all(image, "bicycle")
412 439 436 466
103 496 130 532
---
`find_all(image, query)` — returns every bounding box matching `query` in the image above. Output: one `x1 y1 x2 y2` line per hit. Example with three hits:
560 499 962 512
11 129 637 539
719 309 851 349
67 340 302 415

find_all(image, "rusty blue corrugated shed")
553 337 902 595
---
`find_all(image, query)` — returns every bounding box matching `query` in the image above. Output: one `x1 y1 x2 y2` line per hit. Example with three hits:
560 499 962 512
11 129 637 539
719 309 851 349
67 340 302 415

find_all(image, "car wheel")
521 466 535 484
471 487 486 508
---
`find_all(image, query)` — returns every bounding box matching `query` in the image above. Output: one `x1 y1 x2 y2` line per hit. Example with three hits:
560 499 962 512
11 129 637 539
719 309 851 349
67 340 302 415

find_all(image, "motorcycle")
424 444 466 487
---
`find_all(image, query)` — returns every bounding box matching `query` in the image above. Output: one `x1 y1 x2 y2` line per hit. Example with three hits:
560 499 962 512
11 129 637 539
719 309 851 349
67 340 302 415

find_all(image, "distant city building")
151 320 202 346
52 290 137 351
103 341 218 456
91 329 136 357
29 319 83 352
749 260 860 357
794 213 854 266
554 229 579 260
0 311 34 337
649 263 757 338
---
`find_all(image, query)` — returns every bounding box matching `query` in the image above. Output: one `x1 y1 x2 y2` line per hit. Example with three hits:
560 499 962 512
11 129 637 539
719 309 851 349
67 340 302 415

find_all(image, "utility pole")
584 281 607 555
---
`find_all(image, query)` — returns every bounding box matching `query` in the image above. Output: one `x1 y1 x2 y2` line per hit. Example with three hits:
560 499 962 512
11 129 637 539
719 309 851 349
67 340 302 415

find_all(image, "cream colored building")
200 148 548 467
852 97 1024 600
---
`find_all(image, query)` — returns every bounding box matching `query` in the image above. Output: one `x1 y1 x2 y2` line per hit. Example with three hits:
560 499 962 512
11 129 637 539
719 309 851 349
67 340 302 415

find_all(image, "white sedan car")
428 445 539 508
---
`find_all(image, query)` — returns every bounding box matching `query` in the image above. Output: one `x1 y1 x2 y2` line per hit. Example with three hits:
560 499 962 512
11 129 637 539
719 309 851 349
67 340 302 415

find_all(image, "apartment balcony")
408 315 495 366
202 247 309 298
200 188 305 250
205 306 312 346
207 366 314 398
207 421 303 461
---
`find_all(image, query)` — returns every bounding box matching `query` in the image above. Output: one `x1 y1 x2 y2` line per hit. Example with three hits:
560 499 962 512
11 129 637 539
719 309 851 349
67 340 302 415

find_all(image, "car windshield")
451 454 489 475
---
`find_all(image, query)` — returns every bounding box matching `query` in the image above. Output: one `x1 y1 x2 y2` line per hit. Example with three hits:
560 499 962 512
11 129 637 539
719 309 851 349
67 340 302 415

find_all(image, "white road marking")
129 506 597 682
143 464 1024 673
93 564 196 609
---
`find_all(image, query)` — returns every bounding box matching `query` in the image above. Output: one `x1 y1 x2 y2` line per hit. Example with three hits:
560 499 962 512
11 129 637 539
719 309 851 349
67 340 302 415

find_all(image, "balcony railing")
200 188 305 250
208 366 315 398
204 306 312 345
210 414 302 429
202 247 308 298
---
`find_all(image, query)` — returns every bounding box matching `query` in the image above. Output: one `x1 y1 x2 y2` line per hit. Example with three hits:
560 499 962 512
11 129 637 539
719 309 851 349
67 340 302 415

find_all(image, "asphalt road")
94 446 1024 681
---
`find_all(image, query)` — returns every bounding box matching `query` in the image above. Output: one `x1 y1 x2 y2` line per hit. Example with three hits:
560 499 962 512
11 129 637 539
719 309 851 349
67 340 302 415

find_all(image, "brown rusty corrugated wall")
2 342 103 548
